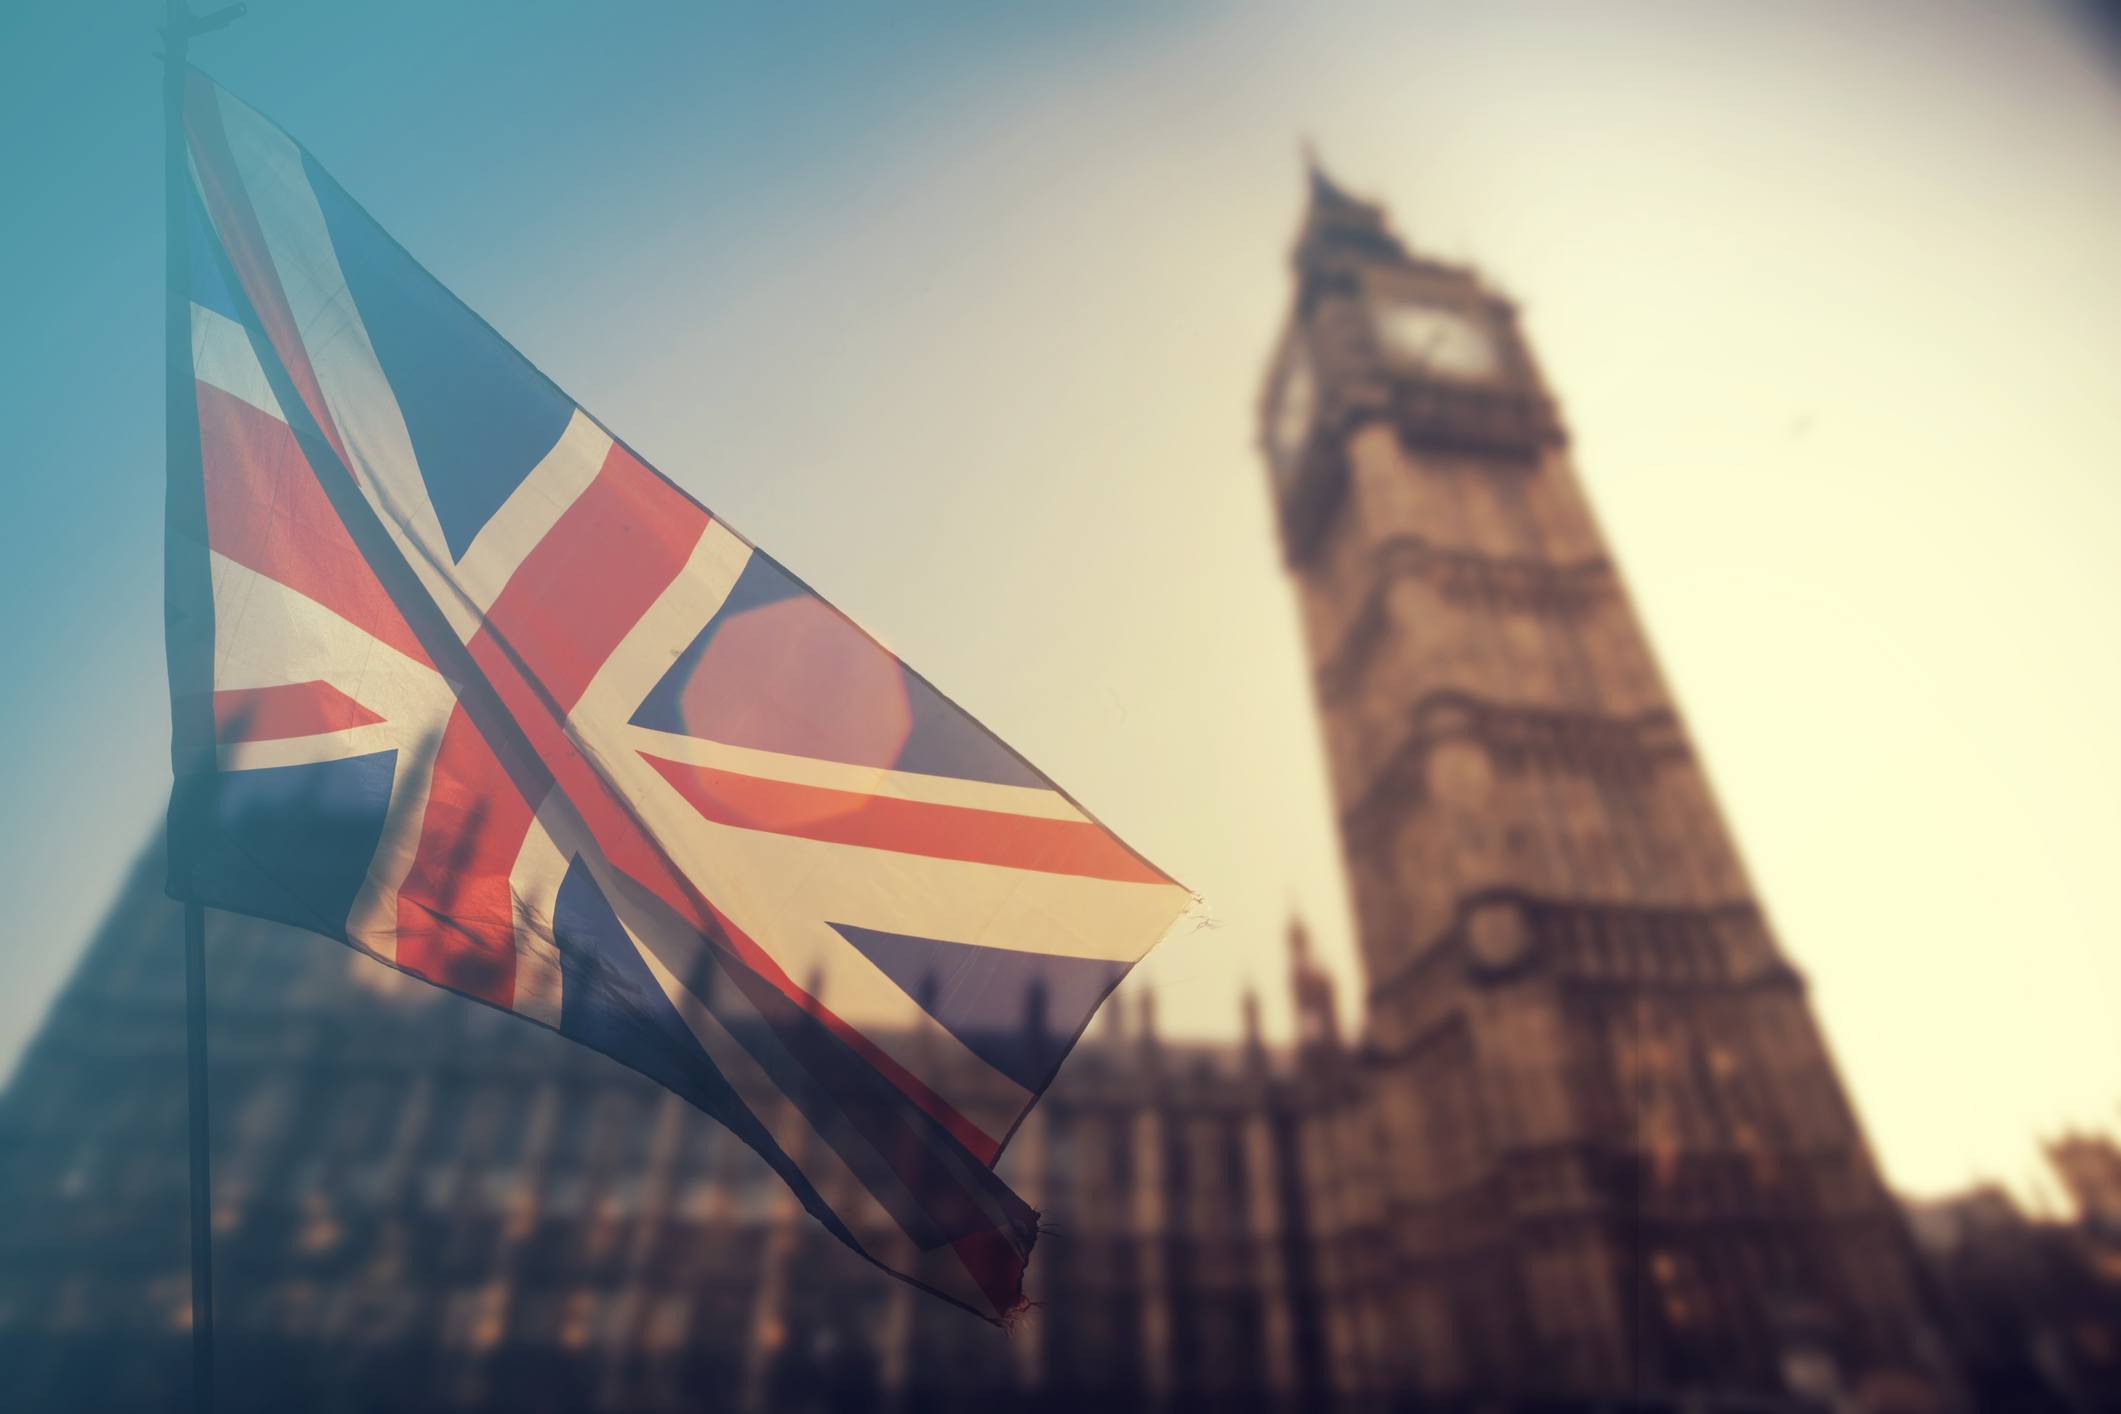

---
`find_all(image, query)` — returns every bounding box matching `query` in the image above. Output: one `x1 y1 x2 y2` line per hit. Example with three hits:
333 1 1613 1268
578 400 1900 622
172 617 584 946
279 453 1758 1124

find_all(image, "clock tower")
1264 168 1955 1409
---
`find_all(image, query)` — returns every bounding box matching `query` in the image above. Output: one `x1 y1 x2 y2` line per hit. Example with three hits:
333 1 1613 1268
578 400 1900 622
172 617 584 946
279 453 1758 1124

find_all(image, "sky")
1 0 2118 1207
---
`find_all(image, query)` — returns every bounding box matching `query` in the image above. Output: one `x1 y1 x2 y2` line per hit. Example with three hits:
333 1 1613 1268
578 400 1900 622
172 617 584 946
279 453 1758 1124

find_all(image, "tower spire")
1287 917 1340 1058
1292 153 1408 271
1254 166 1954 1403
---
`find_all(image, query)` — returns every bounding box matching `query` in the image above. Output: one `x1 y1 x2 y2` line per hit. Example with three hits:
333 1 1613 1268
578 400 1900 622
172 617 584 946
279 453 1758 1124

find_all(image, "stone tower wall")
1262 171 1957 1410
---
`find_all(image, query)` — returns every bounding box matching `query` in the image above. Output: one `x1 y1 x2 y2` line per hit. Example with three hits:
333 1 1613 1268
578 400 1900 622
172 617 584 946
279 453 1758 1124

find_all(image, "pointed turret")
1287 918 1341 1062
1241 987 1269 1081
1294 155 1410 280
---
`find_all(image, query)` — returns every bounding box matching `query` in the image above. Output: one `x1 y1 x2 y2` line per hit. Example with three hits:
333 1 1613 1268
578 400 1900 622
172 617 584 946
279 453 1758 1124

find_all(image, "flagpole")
162 4 243 1410
181 901 214 1412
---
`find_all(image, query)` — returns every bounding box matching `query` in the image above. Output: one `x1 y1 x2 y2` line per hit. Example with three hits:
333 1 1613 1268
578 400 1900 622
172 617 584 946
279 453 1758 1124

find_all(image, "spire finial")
1289 155 1410 269
1301 144 1361 212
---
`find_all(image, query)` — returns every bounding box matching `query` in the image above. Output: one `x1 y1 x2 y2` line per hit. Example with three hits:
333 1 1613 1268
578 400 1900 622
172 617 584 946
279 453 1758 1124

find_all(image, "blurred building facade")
8 845 2119 1414
1905 1173 2121 1414
0 842 1348 1414
1254 168 1961 1411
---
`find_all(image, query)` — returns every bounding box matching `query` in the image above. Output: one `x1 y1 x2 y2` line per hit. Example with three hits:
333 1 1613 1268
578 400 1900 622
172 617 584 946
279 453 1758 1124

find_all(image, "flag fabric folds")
164 69 1192 1323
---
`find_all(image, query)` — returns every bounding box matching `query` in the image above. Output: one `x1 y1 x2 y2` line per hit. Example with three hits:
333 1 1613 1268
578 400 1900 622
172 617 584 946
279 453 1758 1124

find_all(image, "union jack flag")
164 69 1192 1322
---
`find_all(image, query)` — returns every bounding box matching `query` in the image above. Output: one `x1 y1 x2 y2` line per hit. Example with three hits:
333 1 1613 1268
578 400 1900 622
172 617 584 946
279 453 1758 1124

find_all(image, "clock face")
1268 345 1315 482
1374 298 1498 380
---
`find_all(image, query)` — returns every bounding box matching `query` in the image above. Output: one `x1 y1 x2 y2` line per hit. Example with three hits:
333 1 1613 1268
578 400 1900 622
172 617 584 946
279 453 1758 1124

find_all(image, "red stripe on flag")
502 719 1013 1162
394 704 535 1009
678 903 1009 1170
198 382 434 668
694 903 1006 1167
507 719 1011 1165
211 681 384 743
397 442 711 1010
184 74 353 476
500 669 1015 1167
478 443 710 716
639 757 1167 885
373 437 1013 1171
437 446 1011 1161
952 1228 1032 1327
